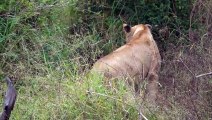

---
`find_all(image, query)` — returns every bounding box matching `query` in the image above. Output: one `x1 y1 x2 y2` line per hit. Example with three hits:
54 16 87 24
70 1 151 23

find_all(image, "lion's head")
123 24 152 43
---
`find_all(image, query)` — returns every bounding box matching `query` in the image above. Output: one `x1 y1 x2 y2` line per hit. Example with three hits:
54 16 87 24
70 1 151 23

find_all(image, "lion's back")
92 43 152 78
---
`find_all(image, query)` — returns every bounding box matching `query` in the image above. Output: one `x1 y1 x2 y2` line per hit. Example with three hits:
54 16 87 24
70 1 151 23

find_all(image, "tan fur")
91 24 161 103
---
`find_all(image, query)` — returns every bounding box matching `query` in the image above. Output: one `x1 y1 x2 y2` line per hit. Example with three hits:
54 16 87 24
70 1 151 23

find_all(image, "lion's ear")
123 24 131 33
145 24 152 29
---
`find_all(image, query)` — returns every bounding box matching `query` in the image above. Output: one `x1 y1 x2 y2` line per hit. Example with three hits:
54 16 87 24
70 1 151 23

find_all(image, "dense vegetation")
0 0 211 119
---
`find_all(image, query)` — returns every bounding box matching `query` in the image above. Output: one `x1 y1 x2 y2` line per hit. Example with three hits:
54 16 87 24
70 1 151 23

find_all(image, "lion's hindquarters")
91 45 153 96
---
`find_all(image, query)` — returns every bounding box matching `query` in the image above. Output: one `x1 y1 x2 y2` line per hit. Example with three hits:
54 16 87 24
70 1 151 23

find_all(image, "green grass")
8 70 139 119
0 3 140 118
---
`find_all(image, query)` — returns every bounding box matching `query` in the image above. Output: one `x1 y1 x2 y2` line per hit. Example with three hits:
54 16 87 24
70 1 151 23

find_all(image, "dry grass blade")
195 72 212 78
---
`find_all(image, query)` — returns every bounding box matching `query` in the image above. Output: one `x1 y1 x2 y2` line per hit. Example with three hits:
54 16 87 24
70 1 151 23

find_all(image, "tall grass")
10 73 138 119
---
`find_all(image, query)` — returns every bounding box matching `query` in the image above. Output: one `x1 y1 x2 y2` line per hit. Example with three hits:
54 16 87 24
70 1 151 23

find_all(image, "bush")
82 0 195 50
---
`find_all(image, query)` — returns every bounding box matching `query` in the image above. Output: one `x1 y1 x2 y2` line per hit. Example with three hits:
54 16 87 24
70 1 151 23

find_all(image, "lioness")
91 24 161 102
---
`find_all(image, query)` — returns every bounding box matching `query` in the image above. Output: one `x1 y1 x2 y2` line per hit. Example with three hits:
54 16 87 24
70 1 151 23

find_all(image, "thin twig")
195 72 212 78
138 106 148 120
179 58 195 77
134 92 148 120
